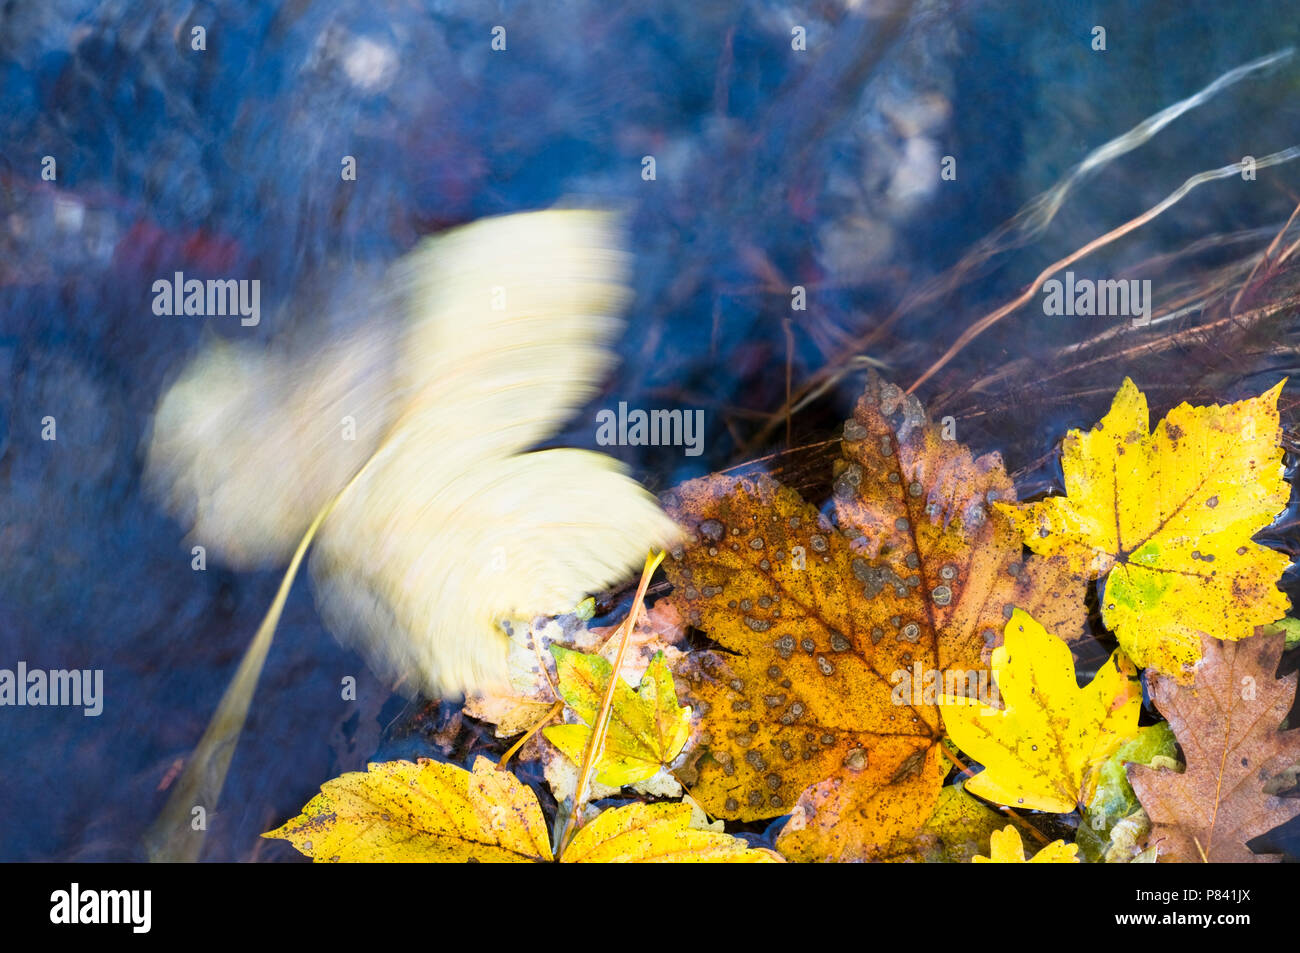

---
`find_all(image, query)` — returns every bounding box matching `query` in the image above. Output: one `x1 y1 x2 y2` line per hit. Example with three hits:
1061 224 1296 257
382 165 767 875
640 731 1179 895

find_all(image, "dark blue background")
3 0 1299 860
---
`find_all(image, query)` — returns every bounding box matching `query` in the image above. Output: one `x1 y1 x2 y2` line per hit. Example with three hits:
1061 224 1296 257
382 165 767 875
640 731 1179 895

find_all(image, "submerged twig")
907 145 1300 394
144 439 388 862
1234 198 1300 314
742 50 1296 449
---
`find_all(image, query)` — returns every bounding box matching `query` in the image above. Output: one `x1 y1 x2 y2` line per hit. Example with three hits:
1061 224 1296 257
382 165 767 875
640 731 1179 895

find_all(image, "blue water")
3 0 1299 860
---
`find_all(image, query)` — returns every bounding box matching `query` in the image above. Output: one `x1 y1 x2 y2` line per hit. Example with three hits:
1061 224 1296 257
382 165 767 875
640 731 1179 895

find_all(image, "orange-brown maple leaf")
662 375 1085 860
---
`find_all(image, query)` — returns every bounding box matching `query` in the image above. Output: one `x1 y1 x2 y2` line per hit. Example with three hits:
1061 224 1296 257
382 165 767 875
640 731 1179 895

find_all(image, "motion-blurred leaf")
150 209 677 697
147 210 677 861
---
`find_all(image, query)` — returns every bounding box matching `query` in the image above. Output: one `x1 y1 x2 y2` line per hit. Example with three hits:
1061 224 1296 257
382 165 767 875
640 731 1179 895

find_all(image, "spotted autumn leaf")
263 756 554 862
973 825 1078 863
998 378 1290 681
263 756 775 863
876 782 1008 863
776 744 948 861
942 609 1141 813
1127 632 1300 862
661 374 1086 859
543 647 692 787
562 802 781 863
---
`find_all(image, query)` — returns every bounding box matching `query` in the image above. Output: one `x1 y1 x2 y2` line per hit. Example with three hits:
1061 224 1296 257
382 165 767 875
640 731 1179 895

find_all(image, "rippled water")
3 0 1299 860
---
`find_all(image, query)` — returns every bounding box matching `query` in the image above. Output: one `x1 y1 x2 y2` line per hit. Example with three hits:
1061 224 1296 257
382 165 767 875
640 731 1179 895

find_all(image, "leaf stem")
498 701 564 771
556 550 665 859
142 495 340 862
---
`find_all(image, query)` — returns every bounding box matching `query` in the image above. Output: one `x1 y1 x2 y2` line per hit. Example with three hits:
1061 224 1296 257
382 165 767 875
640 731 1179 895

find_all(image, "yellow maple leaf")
998 378 1290 680
263 756 776 863
263 756 554 862
973 825 1078 863
943 609 1141 813
563 802 781 862
543 648 692 787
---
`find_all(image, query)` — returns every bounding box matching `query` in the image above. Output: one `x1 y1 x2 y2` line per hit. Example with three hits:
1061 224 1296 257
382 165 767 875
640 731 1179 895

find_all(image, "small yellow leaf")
999 378 1290 680
973 825 1078 863
562 802 781 862
262 756 553 862
943 609 1141 813
544 648 691 787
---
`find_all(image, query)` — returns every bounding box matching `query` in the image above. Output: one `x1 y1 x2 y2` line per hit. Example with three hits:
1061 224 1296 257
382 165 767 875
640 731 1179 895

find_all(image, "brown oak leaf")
1128 632 1300 862
662 374 1085 860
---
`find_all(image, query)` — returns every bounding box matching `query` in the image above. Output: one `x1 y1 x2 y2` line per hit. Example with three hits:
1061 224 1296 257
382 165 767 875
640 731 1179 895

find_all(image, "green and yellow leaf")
1077 722 1178 862
998 378 1289 680
544 647 691 787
